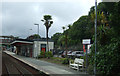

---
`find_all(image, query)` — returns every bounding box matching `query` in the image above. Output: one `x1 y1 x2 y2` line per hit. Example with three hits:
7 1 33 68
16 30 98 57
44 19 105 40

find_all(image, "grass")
39 57 69 66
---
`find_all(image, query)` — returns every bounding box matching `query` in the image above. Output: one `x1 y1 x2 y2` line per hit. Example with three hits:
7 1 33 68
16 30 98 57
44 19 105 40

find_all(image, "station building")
0 36 15 51
11 39 54 57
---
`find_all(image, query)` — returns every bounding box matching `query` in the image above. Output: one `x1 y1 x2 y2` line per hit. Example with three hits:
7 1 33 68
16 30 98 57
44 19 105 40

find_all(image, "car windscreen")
76 52 83 54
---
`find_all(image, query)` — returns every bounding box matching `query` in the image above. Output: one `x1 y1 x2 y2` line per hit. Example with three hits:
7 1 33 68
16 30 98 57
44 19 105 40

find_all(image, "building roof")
0 35 14 38
14 39 33 42
33 38 54 42
11 38 54 45
0 39 11 44
11 39 33 45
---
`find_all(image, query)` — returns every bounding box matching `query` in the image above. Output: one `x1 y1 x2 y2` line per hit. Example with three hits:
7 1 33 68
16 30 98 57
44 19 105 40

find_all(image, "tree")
26 34 41 40
62 26 65 32
51 33 62 48
69 16 90 43
41 15 53 52
58 34 66 49
68 24 72 29
62 26 68 56
87 2 120 76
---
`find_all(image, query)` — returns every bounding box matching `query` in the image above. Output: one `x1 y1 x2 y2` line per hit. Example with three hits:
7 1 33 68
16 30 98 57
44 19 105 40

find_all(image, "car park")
67 51 72 55
71 51 84 57
67 51 73 57
58 51 64 55
61 51 66 58
61 51 72 58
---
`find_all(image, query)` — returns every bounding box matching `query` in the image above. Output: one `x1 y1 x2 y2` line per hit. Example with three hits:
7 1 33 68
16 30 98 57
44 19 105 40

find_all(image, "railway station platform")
4 51 88 76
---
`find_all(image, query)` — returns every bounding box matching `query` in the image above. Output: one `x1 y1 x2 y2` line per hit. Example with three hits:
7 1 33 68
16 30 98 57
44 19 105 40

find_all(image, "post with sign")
82 39 91 73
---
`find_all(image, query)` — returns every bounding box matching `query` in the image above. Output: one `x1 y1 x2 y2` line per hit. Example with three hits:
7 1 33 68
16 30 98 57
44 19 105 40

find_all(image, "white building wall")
33 41 54 57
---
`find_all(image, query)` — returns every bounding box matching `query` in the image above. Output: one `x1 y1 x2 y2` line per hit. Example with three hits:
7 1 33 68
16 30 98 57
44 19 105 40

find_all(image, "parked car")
58 51 64 55
61 51 72 58
67 51 73 57
61 51 66 58
71 51 84 57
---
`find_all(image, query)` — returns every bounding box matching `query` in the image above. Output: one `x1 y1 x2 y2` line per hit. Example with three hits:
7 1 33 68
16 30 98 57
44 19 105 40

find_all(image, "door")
41 44 46 52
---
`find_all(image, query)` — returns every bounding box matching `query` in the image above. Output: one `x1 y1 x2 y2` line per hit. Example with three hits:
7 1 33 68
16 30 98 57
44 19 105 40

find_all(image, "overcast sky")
1 0 102 38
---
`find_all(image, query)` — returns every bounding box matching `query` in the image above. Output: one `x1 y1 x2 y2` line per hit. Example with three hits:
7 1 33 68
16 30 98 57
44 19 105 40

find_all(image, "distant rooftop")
12 38 54 42
33 38 54 42
0 36 14 38
14 39 33 42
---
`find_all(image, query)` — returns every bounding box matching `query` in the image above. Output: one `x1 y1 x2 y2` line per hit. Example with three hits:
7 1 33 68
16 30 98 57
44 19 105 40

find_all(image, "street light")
94 0 97 75
34 23 39 58
34 23 39 37
28 29 32 40
29 29 32 35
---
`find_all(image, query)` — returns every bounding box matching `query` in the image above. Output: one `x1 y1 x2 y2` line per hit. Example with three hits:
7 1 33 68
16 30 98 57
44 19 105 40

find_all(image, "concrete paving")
4 51 89 76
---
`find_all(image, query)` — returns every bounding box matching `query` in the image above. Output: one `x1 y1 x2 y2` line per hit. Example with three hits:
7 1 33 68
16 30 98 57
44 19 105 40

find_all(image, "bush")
62 58 69 64
38 51 46 58
87 65 94 75
88 36 120 76
80 56 84 59
46 51 53 58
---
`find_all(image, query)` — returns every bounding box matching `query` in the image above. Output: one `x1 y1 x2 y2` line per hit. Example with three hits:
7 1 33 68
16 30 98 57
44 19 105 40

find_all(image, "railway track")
2 52 49 76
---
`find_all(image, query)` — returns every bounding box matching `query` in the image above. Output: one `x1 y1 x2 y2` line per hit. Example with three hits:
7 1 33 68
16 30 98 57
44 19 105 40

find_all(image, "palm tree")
62 26 65 32
41 15 53 52
62 26 66 48
62 26 68 57
68 24 72 29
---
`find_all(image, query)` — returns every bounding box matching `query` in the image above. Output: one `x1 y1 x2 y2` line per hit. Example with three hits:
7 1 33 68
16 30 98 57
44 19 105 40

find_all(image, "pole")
94 0 97 75
86 45 88 73
34 24 39 58
37 24 39 59
46 28 49 52
65 32 67 57
38 25 39 36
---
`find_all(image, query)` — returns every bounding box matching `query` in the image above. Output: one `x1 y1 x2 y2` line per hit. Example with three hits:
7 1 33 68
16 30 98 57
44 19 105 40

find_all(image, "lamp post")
28 29 32 39
34 24 39 36
34 23 39 58
94 0 97 75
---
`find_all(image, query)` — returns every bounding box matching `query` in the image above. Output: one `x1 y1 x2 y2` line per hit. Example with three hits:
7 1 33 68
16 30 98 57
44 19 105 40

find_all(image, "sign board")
82 39 91 44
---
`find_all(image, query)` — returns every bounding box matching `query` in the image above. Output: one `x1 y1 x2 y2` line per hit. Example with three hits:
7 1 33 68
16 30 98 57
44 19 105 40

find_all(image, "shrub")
38 51 46 58
87 65 94 75
80 56 84 59
45 51 53 58
69 59 74 64
62 58 69 64
88 36 120 76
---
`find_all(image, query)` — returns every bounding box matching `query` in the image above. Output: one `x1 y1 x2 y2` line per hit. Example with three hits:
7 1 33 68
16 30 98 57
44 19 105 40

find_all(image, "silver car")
71 51 84 57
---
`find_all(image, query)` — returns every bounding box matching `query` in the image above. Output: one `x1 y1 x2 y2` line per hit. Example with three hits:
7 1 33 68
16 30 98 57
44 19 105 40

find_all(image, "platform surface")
4 51 88 76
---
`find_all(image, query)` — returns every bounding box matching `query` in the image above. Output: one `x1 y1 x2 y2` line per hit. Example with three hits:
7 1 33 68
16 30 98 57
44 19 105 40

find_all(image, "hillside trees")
52 4 120 76
87 2 120 75
51 33 62 48
52 15 94 50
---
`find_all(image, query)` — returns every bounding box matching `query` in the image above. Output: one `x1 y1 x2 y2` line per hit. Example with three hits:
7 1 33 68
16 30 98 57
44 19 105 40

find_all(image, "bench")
69 58 84 71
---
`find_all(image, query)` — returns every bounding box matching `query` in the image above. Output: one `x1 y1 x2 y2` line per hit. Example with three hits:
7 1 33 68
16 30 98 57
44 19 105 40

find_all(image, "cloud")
2 0 102 38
